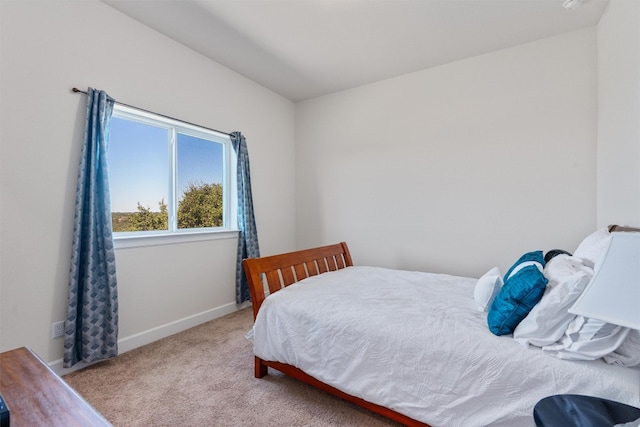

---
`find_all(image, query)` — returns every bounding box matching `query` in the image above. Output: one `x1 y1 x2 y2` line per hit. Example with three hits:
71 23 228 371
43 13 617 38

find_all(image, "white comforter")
252 266 640 427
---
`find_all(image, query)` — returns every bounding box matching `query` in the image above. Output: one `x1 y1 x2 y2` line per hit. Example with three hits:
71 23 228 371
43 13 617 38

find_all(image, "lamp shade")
569 232 640 330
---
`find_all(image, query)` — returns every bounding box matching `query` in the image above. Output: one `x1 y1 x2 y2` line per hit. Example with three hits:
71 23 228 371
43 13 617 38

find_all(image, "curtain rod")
72 87 232 137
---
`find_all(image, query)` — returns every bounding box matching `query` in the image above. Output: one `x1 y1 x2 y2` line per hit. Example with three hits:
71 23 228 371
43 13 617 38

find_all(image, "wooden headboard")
242 242 353 319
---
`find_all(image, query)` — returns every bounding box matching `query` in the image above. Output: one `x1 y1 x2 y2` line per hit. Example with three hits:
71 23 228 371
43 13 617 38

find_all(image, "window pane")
176 133 224 229
108 116 169 232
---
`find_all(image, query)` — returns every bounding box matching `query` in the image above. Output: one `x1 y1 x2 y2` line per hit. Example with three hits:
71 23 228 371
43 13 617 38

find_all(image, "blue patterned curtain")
230 132 260 304
64 88 118 368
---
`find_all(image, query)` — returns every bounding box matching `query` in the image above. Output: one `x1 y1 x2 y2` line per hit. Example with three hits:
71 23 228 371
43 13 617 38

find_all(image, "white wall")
3 0 636 372
597 0 640 227
0 0 296 367
296 28 598 278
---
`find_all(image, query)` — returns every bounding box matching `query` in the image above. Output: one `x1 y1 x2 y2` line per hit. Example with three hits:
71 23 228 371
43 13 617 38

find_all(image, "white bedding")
252 266 640 427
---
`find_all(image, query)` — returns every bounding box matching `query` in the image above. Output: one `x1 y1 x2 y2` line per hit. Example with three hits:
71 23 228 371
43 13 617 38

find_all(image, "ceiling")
102 0 609 102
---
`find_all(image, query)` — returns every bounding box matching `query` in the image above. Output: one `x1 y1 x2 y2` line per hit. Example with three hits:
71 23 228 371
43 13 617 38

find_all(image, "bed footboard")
242 242 353 319
242 242 430 426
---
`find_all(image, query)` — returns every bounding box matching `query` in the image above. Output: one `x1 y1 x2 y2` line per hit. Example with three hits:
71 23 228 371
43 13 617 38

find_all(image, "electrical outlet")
52 321 65 339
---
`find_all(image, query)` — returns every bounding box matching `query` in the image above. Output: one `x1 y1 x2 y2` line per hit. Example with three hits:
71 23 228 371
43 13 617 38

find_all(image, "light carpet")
64 308 400 426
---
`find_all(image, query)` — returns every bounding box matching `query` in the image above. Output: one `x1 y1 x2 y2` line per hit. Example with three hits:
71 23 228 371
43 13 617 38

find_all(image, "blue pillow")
503 250 545 282
487 251 548 336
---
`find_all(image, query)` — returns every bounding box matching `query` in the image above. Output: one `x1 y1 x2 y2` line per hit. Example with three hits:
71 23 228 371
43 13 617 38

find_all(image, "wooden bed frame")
242 226 638 426
243 242 431 427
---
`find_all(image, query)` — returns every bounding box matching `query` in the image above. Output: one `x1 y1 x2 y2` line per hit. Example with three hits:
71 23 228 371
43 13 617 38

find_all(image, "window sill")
114 229 239 249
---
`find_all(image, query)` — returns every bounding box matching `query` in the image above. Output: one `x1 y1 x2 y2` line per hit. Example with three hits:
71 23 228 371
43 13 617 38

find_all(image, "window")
108 105 236 247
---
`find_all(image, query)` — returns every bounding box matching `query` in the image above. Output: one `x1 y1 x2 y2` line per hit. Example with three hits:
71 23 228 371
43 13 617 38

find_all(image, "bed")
243 230 640 427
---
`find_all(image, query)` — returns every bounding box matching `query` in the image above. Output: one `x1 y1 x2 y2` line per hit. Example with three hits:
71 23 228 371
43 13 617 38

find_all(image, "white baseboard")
50 302 246 376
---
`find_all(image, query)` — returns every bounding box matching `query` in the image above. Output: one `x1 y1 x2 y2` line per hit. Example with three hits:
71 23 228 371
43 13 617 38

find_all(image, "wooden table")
0 347 111 426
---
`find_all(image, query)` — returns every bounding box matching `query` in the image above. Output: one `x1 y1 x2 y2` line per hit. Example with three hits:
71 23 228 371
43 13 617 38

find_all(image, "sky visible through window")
108 116 223 213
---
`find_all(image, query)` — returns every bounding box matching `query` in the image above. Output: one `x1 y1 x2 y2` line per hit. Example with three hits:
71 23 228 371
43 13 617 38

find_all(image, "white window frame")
109 105 238 249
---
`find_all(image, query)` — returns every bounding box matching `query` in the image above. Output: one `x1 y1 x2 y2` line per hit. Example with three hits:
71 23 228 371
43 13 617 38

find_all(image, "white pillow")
573 228 611 270
513 255 593 347
541 315 629 361
473 267 502 312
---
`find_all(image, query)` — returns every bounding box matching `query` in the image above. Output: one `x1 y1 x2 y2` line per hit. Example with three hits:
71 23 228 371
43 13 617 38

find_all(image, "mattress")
252 266 640 427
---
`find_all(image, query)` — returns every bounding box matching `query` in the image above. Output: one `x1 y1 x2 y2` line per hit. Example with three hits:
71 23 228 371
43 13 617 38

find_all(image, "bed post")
255 356 268 378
